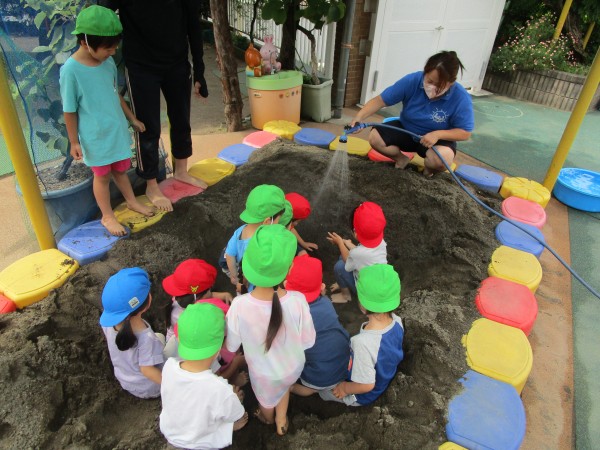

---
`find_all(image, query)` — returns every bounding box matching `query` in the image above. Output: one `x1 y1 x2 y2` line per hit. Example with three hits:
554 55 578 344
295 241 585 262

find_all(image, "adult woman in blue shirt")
351 51 474 176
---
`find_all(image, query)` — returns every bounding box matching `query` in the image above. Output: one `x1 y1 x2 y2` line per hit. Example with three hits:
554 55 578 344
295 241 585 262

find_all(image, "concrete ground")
1 43 598 448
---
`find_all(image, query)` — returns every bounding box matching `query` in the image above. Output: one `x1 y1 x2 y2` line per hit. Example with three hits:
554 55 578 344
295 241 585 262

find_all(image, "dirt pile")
0 141 501 449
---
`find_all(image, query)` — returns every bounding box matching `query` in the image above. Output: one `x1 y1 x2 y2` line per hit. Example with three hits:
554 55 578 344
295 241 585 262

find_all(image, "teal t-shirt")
59 57 132 167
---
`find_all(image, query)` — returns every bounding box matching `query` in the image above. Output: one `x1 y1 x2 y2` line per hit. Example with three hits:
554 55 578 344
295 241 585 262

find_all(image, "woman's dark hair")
77 33 122 51
265 286 283 352
164 289 210 328
115 294 150 351
423 51 465 89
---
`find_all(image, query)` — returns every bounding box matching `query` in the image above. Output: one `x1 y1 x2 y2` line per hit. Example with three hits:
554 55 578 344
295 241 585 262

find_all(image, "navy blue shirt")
301 296 351 388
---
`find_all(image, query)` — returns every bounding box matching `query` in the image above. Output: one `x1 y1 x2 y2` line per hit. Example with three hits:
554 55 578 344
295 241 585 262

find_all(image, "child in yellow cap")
225 225 316 436
160 303 248 448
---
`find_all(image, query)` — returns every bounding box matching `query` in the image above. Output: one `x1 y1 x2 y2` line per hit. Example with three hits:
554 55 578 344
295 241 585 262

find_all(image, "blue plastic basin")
554 168 600 212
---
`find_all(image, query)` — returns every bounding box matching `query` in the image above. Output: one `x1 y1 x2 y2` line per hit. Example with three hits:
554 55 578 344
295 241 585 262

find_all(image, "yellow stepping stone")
410 155 456 173
188 158 236 186
462 318 533 394
114 195 168 233
262 120 301 140
328 136 371 156
0 249 79 308
439 443 468 450
500 177 551 208
488 245 542 292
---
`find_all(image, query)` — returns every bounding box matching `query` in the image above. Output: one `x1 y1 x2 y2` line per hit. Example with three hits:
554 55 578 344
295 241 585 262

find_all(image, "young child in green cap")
219 184 286 293
323 264 404 406
59 5 153 237
160 303 248 449
225 225 316 436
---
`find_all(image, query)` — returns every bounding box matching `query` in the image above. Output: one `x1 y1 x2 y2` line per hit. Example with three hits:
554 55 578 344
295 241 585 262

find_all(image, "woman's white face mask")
423 81 450 99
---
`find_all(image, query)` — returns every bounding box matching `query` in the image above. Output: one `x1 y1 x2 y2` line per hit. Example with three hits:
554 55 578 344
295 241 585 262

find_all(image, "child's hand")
220 292 233 305
70 143 83 160
303 242 319 252
326 232 344 246
230 275 239 286
343 239 355 250
332 382 348 398
131 118 146 133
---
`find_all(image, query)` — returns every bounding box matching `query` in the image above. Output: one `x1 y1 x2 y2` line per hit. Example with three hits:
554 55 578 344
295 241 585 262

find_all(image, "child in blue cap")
100 267 165 398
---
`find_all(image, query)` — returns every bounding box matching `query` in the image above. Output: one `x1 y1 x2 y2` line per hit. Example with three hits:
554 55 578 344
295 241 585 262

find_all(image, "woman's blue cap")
100 267 151 327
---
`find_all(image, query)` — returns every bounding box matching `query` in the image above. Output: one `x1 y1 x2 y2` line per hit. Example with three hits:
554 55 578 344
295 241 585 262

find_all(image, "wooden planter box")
483 70 600 112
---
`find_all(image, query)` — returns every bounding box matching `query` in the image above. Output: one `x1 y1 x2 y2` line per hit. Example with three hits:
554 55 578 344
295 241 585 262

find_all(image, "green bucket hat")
279 200 293 228
175 303 224 360
242 224 297 287
239 185 285 223
357 264 401 313
72 5 123 37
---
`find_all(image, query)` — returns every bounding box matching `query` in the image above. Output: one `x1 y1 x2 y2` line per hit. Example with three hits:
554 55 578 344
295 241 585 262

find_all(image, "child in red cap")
285 255 351 397
285 192 318 254
327 202 388 303
162 259 247 386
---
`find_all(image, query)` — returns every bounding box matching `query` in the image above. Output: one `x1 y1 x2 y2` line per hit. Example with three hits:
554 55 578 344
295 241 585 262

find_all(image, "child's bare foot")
233 412 249 431
175 171 208 189
330 282 341 294
275 416 289 436
394 154 410 169
422 167 435 178
126 199 155 217
232 370 249 387
101 216 127 236
146 184 173 212
331 290 351 304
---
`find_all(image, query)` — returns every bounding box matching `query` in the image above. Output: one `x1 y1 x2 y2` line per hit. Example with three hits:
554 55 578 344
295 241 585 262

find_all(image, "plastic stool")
242 130 278 148
0 249 79 308
446 370 526 450
500 177 551 208
488 245 543 292
217 143 257 167
58 220 130 265
438 443 467 450
476 277 538 335
455 165 504 192
114 195 168 233
501 196 547 229
293 128 336 149
263 120 301 140
0 294 16 314
495 220 546 258
159 178 204 203
463 318 533 393
329 136 371 156
188 158 236 186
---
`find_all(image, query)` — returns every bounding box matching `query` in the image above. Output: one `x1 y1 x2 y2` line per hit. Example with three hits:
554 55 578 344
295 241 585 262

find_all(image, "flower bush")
489 13 585 74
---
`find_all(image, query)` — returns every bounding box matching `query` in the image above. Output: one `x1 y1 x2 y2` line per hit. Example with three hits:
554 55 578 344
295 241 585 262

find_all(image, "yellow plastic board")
488 245 543 292
462 318 533 394
0 249 79 308
262 120 301 140
500 177 551 208
439 443 468 450
329 136 371 156
114 195 168 233
188 158 236 186
410 155 456 173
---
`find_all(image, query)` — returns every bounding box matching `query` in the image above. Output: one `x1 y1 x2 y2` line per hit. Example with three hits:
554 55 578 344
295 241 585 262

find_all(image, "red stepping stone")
367 148 414 163
159 178 204 203
242 131 278 148
0 294 16 314
501 196 547 229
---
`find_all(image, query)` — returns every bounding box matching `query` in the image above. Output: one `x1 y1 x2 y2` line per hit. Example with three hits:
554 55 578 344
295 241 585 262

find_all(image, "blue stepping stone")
57 220 130 265
293 128 336 149
447 371 526 450
495 220 545 258
217 144 257 167
456 165 504 192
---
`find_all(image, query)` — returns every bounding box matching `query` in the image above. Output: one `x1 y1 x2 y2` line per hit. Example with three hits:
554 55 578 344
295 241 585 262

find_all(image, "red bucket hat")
285 254 322 303
285 192 311 220
162 259 217 297
353 202 386 248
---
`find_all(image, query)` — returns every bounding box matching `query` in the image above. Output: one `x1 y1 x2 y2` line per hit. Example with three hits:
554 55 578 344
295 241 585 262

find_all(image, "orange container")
247 71 303 129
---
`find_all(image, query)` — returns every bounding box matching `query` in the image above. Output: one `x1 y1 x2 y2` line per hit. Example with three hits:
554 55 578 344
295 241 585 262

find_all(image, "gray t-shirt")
102 320 165 398
345 240 388 281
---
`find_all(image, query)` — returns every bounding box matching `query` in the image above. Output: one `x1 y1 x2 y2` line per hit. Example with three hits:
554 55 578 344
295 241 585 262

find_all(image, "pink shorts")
91 158 131 176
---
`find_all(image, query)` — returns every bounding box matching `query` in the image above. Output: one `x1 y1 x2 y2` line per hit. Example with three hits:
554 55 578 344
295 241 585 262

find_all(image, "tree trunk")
279 0 298 70
209 0 244 131
299 25 320 85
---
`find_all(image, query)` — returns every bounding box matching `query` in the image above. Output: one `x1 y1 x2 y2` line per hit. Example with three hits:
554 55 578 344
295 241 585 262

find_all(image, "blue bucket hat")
100 267 151 327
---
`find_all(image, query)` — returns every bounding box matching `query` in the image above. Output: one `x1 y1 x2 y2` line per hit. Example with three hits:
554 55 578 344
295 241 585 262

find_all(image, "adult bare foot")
233 412 249 431
146 184 173 212
331 291 351 304
126 198 155 217
101 216 127 236
232 371 249 387
174 171 208 189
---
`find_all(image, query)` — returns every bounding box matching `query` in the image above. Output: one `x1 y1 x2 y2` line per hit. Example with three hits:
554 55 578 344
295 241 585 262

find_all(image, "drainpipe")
333 0 356 118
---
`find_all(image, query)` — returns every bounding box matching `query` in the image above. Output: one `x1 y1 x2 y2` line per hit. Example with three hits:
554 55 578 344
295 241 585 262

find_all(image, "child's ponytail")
265 286 283 351
164 290 209 328
115 295 149 351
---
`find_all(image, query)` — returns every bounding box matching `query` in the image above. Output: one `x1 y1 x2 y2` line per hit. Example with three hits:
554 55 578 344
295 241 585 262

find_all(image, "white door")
360 0 506 104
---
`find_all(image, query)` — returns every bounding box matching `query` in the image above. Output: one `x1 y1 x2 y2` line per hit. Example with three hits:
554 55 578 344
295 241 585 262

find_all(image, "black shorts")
373 120 457 159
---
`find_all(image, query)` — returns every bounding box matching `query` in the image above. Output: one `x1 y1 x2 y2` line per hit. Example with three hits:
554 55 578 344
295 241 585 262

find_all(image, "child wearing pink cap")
285 192 318 254
327 202 388 303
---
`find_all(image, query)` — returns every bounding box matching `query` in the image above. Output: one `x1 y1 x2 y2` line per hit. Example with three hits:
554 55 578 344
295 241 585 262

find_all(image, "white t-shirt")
345 240 388 281
102 320 165 398
165 301 184 342
160 358 245 449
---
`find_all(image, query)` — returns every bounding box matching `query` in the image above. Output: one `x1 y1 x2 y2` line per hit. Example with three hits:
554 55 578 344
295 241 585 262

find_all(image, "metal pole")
582 22 595 50
552 0 573 40
543 47 600 191
0 54 55 250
